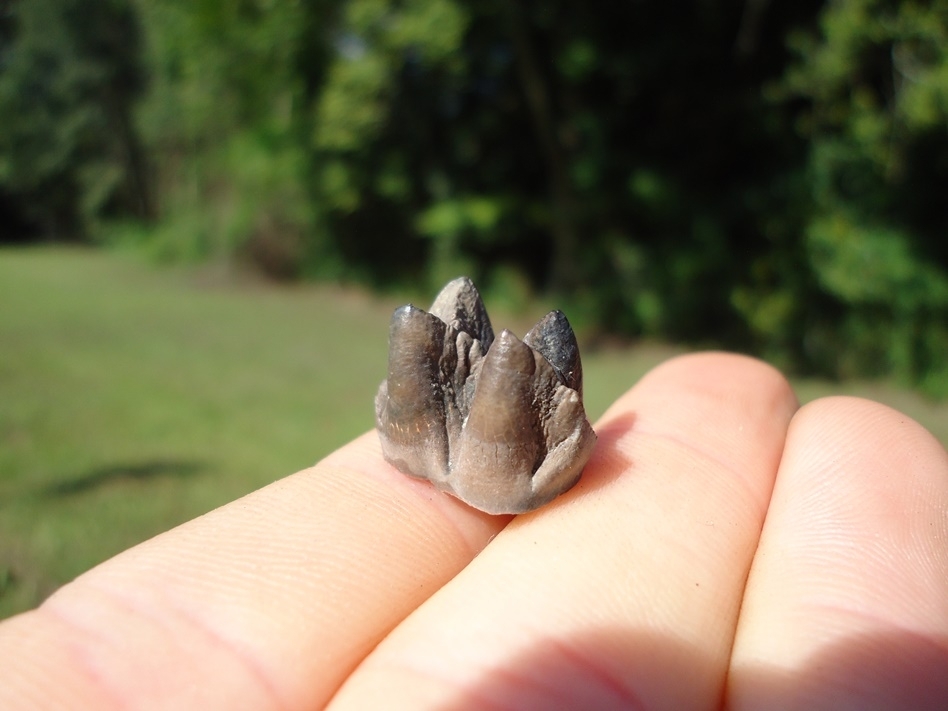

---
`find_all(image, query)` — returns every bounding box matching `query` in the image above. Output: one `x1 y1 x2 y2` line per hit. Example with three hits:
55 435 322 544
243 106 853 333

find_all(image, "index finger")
0 432 508 710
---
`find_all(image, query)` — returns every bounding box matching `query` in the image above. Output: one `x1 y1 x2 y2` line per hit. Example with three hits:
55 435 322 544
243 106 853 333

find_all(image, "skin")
1 352 946 710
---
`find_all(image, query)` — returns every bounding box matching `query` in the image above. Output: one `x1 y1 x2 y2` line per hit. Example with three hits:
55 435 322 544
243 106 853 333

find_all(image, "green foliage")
416 196 504 238
122 0 317 268
776 0 948 392
804 214 948 386
314 53 391 155
304 0 479 284
0 0 147 237
0 247 388 617
2 0 948 393
808 215 948 309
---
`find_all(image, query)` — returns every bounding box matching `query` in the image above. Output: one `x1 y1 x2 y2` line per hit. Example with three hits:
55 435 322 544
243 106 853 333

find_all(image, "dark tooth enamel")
375 277 596 514
524 310 583 396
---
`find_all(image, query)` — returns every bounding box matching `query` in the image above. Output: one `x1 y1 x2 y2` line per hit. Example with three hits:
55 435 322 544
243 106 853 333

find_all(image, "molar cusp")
429 276 475 317
388 306 446 365
523 310 582 392
429 276 494 347
476 331 537 404
390 303 438 341
460 331 550 444
489 329 536 372
390 302 420 322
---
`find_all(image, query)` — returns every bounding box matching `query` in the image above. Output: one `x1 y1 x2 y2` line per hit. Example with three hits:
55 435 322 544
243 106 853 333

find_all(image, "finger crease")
45 581 291 711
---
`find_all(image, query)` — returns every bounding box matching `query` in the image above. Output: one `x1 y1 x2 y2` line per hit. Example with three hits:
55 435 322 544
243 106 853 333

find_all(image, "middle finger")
328 353 798 710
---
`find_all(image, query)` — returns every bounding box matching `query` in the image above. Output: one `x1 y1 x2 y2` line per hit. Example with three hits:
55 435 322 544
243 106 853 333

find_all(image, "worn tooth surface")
429 276 494 350
375 278 597 514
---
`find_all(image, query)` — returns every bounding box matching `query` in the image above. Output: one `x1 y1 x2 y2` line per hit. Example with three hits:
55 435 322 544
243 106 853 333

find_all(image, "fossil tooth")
375 277 596 514
428 275 494 350
524 310 583 396
374 305 450 480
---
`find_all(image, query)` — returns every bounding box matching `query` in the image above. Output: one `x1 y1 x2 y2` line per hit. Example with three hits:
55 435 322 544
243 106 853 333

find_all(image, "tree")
0 0 148 239
308 0 824 341
127 0 337 275
6 0 948 392
776 0 948 391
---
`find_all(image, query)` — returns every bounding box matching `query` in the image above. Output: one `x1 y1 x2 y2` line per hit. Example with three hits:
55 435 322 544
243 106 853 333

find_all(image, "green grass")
1 247 392 617
1 247 946 620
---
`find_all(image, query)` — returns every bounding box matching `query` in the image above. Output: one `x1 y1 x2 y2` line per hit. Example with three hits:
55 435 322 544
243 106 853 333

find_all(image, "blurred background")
2 0 947 617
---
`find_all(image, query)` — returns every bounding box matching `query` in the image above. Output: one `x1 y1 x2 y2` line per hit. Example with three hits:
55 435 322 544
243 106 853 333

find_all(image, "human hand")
1 353 946 710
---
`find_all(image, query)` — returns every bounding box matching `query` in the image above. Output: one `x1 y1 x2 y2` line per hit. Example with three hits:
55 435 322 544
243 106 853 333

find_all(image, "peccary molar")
375 277 596 514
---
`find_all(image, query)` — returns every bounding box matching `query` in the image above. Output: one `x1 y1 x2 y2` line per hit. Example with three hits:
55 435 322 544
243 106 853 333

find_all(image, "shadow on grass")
39 459 205 499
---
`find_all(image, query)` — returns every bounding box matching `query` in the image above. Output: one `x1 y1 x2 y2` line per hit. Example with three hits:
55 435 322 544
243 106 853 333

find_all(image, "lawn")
1 247 946 620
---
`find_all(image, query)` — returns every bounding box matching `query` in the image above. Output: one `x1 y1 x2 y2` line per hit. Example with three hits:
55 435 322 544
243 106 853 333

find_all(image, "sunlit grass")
0 247 390 616
1 247 945 619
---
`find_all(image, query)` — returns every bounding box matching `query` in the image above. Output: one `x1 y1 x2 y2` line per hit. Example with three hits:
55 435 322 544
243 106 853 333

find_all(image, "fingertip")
599 351 797 427
731 393 948 708
324 351 803 710
779 394 948 555
792 395 947 473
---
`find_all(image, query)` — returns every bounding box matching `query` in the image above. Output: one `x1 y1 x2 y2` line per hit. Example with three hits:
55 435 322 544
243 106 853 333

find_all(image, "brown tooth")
375 305 449 481
376 279 596 514
450 330 541 513
428 276 494 350
524 310 583 395
463 330 539 448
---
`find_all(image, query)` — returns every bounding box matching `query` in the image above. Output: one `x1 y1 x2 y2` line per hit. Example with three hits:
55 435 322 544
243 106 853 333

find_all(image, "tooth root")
524 310 583 395
428 276 494 351
375 305 449 481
